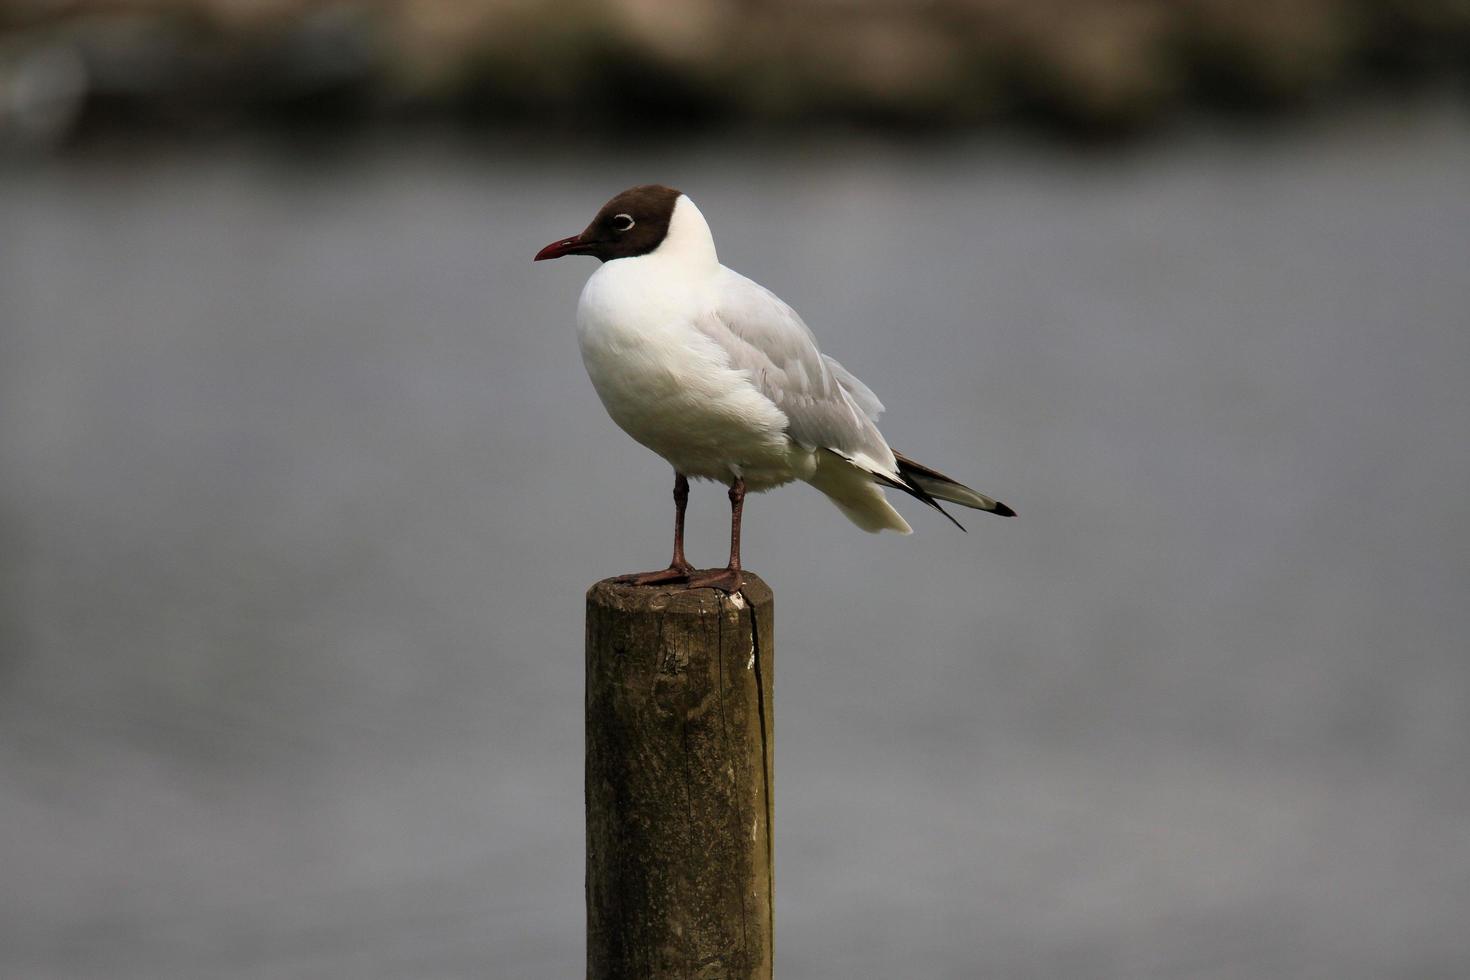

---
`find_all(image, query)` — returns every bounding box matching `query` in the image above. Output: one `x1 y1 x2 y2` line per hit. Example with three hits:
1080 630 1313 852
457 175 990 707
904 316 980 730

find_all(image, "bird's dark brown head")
534 184 683 263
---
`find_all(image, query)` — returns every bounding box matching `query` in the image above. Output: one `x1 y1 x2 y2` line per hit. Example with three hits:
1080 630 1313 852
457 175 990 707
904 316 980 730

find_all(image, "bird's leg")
670 473 693 571
727 477 745 577
616 473 696 586
686 477 745 593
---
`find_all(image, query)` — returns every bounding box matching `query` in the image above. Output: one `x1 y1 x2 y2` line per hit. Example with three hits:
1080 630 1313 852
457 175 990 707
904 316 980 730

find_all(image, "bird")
535 184 1013 592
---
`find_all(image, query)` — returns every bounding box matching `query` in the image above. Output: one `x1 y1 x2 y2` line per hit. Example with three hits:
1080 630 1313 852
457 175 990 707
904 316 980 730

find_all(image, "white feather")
576 194 910 532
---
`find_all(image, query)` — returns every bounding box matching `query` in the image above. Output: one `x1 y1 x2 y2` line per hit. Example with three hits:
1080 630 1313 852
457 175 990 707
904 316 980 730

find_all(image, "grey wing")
698 267 898 475
823 354 885 423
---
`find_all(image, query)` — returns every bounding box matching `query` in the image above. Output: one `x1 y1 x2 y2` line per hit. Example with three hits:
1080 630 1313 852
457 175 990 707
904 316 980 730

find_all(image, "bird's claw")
615 564 695 587
682 568 744 594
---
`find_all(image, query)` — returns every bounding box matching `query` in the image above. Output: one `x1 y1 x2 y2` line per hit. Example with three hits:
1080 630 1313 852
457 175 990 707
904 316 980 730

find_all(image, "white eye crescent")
612 213 635 232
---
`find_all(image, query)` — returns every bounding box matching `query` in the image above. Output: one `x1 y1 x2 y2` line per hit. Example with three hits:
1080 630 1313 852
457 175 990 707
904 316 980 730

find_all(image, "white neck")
648 195 718 273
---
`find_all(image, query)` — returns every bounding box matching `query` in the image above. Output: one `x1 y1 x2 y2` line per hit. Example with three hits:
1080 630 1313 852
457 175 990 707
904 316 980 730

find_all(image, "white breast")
576 257 803 488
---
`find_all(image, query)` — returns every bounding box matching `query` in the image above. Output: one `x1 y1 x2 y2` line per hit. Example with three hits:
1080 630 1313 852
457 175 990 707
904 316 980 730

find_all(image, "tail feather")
806 451 913 534
873 471 968 531
893 452 1016 519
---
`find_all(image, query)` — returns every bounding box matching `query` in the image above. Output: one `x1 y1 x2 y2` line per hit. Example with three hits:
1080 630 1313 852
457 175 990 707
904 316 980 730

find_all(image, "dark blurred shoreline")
2 0 1468 150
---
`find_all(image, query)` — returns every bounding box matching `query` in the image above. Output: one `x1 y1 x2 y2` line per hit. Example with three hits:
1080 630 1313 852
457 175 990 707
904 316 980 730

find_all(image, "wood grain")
585 575 774 980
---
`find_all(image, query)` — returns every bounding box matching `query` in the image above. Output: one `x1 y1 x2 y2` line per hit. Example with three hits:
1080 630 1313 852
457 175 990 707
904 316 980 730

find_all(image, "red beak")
534 234 590 262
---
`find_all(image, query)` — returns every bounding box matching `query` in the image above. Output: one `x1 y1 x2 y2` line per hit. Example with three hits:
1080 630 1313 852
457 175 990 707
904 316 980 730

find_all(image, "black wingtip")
992 502 1017 517
926 496 969 532
873 466 967 531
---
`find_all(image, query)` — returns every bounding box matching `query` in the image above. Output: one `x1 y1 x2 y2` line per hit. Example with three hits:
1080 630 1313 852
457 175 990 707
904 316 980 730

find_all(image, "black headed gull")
535 185 1013 591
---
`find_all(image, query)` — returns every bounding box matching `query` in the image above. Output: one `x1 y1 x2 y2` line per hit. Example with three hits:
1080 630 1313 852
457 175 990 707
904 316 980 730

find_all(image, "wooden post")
585 575 775 980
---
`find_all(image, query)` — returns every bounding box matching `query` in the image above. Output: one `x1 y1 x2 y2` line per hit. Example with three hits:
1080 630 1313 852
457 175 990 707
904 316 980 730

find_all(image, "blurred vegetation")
2 0 1468 147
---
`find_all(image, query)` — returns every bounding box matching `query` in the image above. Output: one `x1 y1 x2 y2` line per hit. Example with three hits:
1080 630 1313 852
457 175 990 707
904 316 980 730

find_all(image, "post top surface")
587 573 773 615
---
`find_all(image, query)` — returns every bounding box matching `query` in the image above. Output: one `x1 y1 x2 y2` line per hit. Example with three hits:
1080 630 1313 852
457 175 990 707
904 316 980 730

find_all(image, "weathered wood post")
585 575 775 980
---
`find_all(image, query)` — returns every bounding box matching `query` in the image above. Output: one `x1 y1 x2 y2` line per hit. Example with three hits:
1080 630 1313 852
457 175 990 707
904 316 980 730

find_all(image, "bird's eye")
611 213 635 232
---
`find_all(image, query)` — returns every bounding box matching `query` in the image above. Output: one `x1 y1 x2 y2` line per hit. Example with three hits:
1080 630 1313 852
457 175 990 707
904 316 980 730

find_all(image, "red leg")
686 477 745 593
671 473 692 571
617 473 696 586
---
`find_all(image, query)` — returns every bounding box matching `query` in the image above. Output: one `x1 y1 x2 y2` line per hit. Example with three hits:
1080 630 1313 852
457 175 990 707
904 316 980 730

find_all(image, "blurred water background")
4 3 1470 979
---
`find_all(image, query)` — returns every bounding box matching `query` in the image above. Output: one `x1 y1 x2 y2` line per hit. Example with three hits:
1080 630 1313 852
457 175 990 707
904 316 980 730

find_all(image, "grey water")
2 104 1468 979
